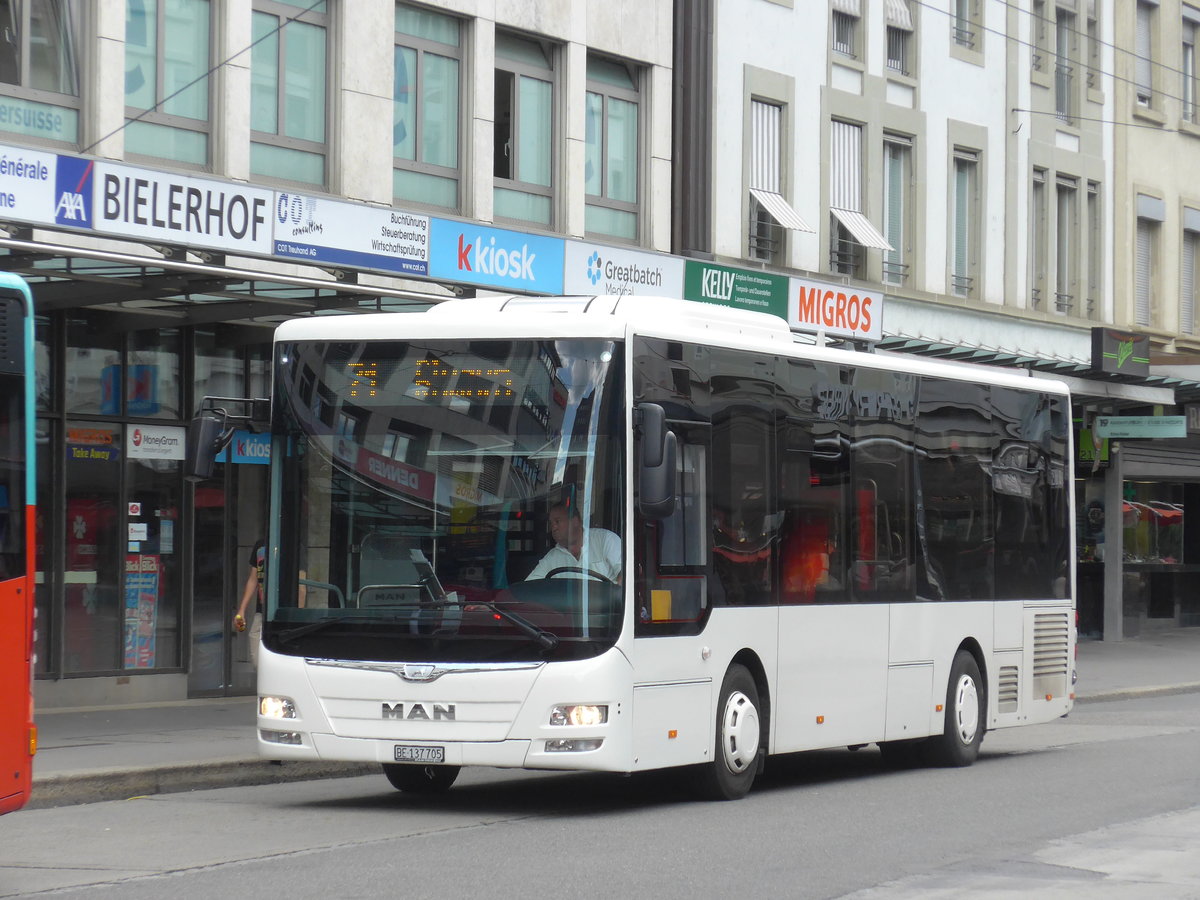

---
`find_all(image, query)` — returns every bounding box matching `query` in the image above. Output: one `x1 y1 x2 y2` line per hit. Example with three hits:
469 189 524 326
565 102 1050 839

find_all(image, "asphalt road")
3 691 1199 899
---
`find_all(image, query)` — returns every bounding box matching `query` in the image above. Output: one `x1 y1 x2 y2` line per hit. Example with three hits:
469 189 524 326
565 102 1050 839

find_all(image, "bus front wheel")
697 663 763 801
923 650 984 767
383 763 461 793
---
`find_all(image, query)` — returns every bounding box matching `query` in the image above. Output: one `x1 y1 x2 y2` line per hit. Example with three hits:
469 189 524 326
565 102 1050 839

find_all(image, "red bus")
0 274 36 814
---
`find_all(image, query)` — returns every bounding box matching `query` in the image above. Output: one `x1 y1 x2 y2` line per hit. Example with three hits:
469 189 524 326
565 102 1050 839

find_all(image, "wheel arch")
728 648 771 752
954 637 988 723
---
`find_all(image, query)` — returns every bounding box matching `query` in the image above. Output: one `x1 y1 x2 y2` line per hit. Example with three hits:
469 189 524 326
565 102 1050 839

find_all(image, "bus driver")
526 501 621 582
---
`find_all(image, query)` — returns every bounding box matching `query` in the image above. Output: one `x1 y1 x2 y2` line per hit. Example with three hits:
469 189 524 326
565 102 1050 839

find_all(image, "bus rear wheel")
923 650 984 767
697 663 763 801
383 763 461 793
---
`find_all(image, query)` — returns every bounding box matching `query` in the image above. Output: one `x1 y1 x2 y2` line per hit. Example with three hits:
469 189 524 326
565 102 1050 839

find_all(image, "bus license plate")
394 745 444 764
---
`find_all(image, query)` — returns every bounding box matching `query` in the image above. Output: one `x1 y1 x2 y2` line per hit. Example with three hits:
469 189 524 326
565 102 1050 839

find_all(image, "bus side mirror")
185 410 234 482
637 403 676 519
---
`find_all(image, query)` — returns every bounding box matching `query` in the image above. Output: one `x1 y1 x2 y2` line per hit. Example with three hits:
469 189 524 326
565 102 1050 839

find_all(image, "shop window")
393 1 462 211
125 0 212 167
35 313 52 412
251 0 328 186
64 422 122 673
128 327 181 420
65 316 122 416
126 446 183 669
1123 483 1184 565
0 0 82 145
194 326 245 414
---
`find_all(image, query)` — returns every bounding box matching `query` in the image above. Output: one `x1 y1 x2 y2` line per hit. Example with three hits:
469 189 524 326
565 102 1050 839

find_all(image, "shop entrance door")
188 459 267 696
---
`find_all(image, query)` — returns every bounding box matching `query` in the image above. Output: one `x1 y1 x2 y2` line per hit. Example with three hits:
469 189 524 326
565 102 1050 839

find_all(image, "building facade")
6 0 1200 710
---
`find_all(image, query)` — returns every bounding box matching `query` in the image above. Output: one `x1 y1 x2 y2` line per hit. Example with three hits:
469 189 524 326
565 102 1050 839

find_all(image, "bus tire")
383 763 461 793
697 663 763 801
923 650 984 767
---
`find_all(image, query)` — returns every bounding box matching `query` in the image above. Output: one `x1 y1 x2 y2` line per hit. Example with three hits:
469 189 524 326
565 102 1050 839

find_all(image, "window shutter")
1136 221 1153 326
1183 233 1196 335
1136 3 1153 99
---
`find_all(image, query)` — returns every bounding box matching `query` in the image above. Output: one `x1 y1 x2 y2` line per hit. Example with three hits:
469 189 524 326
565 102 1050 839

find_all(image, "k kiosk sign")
429 220 565 294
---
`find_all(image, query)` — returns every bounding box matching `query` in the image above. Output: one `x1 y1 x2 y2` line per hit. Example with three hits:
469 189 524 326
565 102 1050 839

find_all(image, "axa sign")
429 219 564 294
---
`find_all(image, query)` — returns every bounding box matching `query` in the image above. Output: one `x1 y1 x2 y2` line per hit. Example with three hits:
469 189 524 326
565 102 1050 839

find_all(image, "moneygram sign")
789 276 882 342
563 241 683 296
127 424 186 461
429 220 564 294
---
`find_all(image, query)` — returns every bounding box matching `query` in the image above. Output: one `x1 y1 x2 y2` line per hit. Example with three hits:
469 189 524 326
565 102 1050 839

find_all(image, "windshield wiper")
469 599 559 651
276 616 357 644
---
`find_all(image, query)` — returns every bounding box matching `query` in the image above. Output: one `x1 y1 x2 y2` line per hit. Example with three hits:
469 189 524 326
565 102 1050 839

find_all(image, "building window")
953 0 978 50
1136 1 1155 107
585 55 641 241
885 0 914 75
1031 168 1047 308
125 0 211 167
951 147 979 298
1184 14 1199 123
393 2 461 211
1032 0 1048 72
748 99 811 264
0 0 81 144
830 120 892 278
1055 9 1076 124
882 135 912 285
251 0 328 187
1183 225 1199 335
1086 16 1100 90
1086 181 1101 318
494 31 555 227
1135 218 1157 327
1055 176 1078 314
831 0 860 58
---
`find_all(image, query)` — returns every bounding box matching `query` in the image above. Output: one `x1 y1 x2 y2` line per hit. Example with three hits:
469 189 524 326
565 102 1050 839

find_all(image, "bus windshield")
266 337 626 664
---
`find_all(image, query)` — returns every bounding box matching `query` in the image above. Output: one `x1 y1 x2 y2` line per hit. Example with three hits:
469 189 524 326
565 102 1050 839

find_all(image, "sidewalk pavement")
24 628 1200 810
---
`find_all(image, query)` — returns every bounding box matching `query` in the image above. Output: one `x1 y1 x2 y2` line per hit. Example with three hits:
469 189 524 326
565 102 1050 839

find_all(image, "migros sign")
789 276 882 342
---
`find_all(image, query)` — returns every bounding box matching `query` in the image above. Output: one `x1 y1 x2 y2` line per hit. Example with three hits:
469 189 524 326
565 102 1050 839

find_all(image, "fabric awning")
831 207 893 251
751 188 814 232
885 0 914 30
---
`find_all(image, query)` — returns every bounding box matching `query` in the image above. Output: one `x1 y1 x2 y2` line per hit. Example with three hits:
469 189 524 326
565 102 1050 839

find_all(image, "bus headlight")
549 704 608 726
260 696 297 719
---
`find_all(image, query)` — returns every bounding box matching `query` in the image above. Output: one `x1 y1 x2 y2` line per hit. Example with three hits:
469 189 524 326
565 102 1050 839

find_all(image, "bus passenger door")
773 395 888 751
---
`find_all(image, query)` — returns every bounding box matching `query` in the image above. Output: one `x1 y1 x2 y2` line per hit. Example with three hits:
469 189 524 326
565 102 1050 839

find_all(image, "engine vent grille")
1032 611 1070 699
997 665 1019 713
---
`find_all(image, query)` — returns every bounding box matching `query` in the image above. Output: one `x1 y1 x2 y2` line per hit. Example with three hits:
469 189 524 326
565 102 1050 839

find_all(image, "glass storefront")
1076 472 1200 638
36 316 272 690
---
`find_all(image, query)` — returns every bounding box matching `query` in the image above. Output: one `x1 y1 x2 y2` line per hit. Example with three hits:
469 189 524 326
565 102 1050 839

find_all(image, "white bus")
234 295 1074 800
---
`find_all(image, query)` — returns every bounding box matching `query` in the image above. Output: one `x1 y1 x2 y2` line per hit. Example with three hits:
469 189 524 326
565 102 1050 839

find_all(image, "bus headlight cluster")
260 730 303 745
546 738 604 752
260 696 297 719
549 704 607 726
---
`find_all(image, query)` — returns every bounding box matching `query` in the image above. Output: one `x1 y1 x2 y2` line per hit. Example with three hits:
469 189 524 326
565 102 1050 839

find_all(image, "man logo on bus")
382 702 456 721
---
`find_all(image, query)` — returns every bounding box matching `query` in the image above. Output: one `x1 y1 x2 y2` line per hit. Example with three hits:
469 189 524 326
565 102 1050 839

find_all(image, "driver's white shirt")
525 529 622 581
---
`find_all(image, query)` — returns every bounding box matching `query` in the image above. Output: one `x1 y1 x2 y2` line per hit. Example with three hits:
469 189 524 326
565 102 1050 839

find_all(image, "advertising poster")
272 191 430 277
682 260 789 320
123 554 160 669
